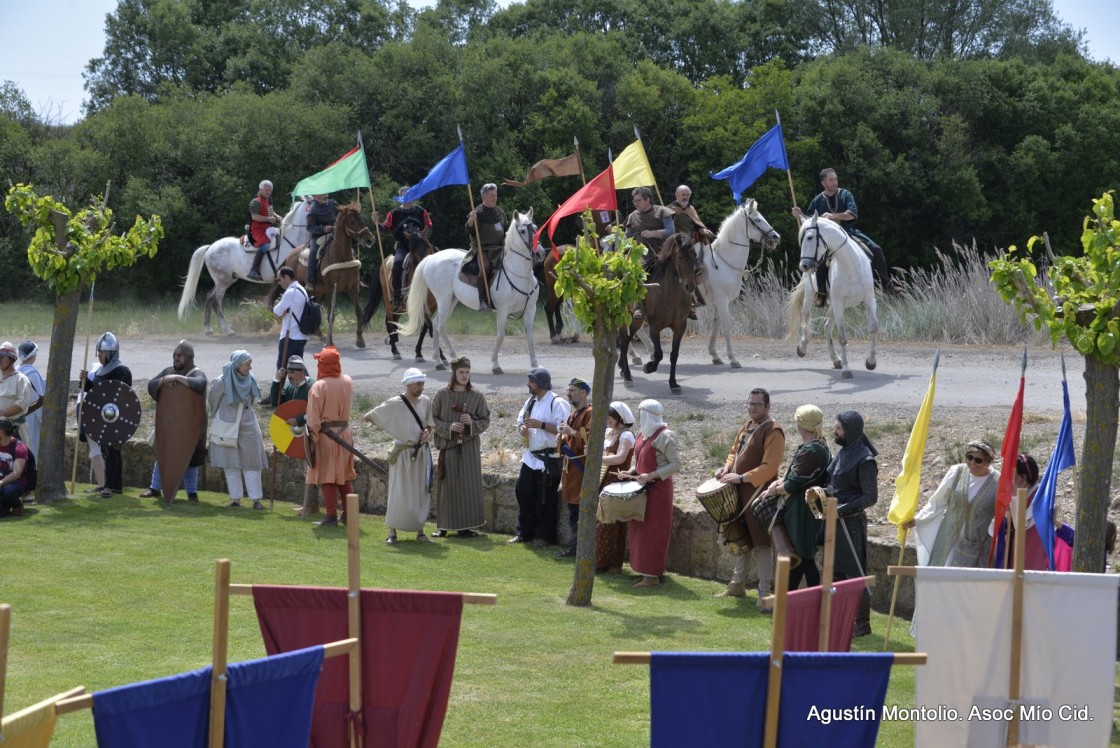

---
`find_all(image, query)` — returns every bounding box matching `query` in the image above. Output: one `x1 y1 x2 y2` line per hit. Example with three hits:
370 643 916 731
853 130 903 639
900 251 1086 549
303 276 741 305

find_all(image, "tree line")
1 0 1116 301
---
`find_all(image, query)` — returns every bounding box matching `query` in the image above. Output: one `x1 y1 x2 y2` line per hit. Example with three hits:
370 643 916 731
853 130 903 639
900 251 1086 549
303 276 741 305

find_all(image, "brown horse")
270 203 374 348
535 210 617 343
360 227 445 364
617 233 700 394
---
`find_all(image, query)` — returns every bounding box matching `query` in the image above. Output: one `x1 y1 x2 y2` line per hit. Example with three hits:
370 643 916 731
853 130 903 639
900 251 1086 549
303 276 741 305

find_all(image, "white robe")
367 395 434 532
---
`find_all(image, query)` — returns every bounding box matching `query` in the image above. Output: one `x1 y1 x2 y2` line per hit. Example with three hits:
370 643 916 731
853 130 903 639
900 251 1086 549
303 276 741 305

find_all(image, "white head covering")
402 367 426 385
17 341 38 363
609 401 634 427
638 399 666 438
0 341 16 362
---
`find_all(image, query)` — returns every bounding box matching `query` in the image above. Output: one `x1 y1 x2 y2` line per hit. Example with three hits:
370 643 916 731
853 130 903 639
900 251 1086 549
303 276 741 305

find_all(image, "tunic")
624 205 675 256
431 387 490 531
778 439 831 561
207 377 268 471
596 428 635 571
559 405 593 505
724 418 785 548
305 375 356 486
149 365 208 468
628 427 681 577
805 188 876 246
914 463 1000 568
465 205 509 267
12 365 43 455
367 395 434 532
0 369 35 421
268 376 314 426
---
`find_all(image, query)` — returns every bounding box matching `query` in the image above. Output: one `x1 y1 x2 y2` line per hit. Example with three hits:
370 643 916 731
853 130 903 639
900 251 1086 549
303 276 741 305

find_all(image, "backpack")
295 285 322 335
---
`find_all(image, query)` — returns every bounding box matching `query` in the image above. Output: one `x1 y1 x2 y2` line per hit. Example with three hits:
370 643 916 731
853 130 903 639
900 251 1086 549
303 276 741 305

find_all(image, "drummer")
138 340 208 503
714 387 785 611
268 355 318 517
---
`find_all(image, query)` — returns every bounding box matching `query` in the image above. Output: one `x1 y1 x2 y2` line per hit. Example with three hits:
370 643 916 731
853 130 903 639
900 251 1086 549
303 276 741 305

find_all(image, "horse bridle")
725 203 778 250
799 223 852 271
497 217 540 302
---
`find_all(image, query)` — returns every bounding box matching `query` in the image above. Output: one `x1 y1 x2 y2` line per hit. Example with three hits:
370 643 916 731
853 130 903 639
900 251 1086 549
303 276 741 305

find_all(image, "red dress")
628 427 674 577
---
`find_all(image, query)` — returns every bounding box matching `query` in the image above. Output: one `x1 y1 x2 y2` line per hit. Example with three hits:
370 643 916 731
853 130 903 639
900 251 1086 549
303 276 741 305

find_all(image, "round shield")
269 399 307 459
81 379 142 446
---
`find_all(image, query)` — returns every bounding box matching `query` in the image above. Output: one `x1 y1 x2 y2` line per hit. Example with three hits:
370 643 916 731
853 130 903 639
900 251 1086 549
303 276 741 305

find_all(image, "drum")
750 492 785 534
695 478 740 524
597 481 647 523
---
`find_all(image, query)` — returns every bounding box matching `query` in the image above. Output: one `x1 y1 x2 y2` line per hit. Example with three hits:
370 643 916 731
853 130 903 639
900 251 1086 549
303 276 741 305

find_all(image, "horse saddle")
241 228 279 254
457 252 501 286
850 235 875 262
296 234 333 266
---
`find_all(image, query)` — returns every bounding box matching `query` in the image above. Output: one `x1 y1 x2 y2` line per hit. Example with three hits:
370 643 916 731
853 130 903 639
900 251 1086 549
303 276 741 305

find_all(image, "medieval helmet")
96 331 120 353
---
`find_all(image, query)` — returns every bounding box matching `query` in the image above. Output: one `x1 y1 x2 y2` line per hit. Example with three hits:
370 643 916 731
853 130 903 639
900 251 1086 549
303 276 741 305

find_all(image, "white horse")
697 198 781 367
786 214 878 379
177 200 312 335
398 210 542 374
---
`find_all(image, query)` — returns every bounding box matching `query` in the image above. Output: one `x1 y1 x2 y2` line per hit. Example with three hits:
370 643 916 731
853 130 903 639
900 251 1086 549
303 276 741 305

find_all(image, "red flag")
533 165 617 260
989 370 1025 565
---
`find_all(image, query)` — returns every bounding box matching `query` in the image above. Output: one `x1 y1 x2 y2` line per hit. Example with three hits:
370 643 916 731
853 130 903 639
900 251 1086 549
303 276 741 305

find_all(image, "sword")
319 427 388 476
837 512 867 578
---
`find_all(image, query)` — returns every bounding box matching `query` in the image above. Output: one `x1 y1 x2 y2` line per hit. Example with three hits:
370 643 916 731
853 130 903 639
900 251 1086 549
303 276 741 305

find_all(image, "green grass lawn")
3 488 931 747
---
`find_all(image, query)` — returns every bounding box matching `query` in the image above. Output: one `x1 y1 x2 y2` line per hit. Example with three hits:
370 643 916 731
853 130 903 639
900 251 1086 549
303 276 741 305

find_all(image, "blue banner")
710 124 789 203
396 144 470 203
1034 378 1075 569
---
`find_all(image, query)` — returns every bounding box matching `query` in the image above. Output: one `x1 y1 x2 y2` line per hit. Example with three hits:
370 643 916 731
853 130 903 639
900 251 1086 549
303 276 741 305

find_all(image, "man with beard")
556 378 593 558
822 410 879 637
304 193 339 292
464 183 508 310
139 341 208 502
510 367 570 547
268 355 318 516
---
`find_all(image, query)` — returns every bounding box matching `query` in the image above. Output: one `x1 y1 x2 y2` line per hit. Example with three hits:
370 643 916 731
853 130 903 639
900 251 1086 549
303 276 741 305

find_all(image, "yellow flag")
612 139 656 190
887 366 938 544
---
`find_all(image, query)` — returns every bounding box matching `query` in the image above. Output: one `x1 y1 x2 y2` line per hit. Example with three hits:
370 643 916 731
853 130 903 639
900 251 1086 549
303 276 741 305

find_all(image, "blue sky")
1 0 1115 124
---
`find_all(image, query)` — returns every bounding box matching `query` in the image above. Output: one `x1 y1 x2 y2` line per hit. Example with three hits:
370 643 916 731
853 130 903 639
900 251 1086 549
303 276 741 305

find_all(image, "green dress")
779 438 831 560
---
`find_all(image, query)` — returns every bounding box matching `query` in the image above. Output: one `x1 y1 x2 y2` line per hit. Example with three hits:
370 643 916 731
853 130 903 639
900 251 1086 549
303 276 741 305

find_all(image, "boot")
477 276 493 311
853 588 872 637
754 546 775 612
814 291 828 308
714 581 746 598
247 250 266 281
814 263 829 307
90 453 106 491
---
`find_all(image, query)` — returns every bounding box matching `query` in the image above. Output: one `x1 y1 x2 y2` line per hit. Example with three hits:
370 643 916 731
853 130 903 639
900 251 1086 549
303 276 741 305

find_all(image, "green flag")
291 143 371 197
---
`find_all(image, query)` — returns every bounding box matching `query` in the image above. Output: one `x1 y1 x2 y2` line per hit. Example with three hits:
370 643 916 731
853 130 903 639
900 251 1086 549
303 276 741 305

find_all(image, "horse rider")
624 186 681 321
305 192 339 293
667 184 710 320
791 168 902 307
464 183 507 311
247 179 282 281
373 186 433 312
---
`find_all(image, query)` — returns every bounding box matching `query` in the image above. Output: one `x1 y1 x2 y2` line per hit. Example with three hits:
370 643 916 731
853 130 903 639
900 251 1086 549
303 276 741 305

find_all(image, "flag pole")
574 135 586 186
608 148 620 226
71 280 96 496
883 348 940 650
459 125 493 310
633 126 663 205
1059 353 1077 569
357 132 385 267
775 110 798 214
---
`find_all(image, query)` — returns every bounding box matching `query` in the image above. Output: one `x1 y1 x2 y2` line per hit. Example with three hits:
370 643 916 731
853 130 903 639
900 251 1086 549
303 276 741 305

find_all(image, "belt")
322 420 349 429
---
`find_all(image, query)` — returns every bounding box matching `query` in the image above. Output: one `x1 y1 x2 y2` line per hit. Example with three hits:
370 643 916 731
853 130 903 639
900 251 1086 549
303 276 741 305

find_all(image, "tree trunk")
567 315 619 606
1073 354 1119 572
35 287 82 502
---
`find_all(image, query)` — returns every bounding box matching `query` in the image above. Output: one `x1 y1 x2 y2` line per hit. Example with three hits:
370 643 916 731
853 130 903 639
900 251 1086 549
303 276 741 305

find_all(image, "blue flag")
1034 377 1075 569
710 123 789 203
395 144 470 203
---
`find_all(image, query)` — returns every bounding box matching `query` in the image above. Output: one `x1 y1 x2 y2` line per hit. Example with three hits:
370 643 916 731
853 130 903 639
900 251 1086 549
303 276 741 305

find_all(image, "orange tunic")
305 374 357 485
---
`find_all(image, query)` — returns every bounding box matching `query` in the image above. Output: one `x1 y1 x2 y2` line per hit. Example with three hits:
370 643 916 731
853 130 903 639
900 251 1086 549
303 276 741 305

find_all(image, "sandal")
138 488 159 499
431 529 450 538
99 488 113 499
416 534 432 543
385 535 398 545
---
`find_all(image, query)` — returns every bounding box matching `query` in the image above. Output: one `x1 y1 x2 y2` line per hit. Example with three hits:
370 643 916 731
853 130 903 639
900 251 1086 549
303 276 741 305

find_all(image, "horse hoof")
832 360 842 369
729 360 742 369
415 356 426 363
225 330 236 336
492 367 503 375
205 330 214 336
392 352 402 361
842 370 854 380
435 363 446 371
670 386 682 395
865 360 877 371
643 362 658 374
356 341 366 349
796 347 806 358
711 357 723 365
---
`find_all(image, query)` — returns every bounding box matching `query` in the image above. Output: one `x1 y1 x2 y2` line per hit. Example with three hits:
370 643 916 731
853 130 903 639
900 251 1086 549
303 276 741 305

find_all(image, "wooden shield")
81 380 142 446
155 383 206 505
269 399 307 459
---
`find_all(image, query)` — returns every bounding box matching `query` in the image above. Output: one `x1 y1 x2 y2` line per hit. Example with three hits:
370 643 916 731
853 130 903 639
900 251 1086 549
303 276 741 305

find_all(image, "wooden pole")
0 603 9 719
612 651 927 666
270 335 292 512
209 559 231 748
882 528 908 652
70 281 96 496
367 187 385 266
1002 507 1012 569
346 493 363 748
774 111 798 212
465 185 494 310
1007 487 1028 747
574 136 586 186
327 282 338 348
763 556 791 748
817 497 837 651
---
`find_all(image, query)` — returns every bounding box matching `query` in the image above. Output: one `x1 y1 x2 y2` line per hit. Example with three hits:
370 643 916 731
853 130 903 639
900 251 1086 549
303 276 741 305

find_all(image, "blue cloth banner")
1034 378 1076 570
649 652 768 747
395 144 470 204
710 124 789 203
225 645 324 748
777 652 892 748
92 666 211 748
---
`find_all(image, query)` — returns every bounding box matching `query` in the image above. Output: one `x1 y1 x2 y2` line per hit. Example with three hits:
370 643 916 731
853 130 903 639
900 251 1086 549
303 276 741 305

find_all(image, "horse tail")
785 275 806 341
395 256 431 337
178 244 210 320
359 274 383 330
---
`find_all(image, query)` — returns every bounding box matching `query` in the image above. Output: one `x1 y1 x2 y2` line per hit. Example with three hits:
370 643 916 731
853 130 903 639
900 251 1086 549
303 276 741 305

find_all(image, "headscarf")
638 399 666 439
829 410 877 477
794 404 824 439
0 341 16 362
448 357 471 390
402 367 426 385
966 440 995 462
17 341 38 363
609 401 634 427
527 367 551 390
222 349 260 405
314 347 341 378
94 332 125 378
173 340 195 372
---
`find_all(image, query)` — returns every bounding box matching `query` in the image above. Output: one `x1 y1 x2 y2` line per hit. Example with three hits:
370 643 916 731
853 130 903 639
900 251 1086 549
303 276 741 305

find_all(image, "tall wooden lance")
573 135 586 185
459 124 494 310
632 125 664 205
70 280 96 496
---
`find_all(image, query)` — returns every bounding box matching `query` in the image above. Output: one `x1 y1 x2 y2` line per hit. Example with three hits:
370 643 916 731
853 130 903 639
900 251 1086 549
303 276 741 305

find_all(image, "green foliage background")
0 0 1115 302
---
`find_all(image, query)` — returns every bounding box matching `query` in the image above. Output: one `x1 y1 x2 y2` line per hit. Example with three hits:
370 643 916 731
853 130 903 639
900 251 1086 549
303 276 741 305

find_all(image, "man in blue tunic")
792 168 902 307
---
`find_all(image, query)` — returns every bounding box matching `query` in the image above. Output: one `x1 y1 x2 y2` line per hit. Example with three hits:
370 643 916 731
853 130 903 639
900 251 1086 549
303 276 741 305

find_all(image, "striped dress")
432 387 490 531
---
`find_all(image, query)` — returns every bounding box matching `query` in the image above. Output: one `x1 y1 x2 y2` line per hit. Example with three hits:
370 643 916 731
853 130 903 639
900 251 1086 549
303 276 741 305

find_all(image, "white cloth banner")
914 566 1117 747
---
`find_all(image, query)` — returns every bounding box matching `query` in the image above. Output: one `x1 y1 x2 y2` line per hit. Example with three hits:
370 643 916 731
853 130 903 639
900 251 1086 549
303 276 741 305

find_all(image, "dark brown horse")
269 203 374 348
618 233 700 394
535 210 617 343
360 226 445 364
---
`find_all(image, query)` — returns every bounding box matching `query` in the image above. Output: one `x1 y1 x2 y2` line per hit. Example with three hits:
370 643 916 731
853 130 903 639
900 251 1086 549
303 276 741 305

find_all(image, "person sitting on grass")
0 418 30 517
